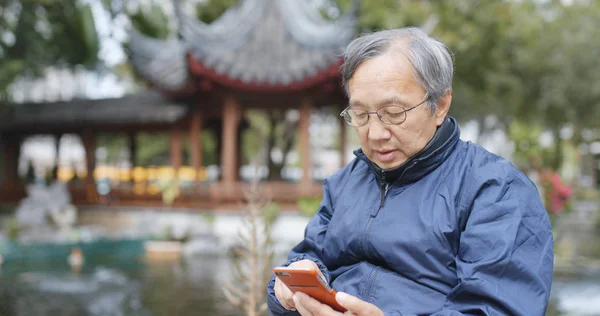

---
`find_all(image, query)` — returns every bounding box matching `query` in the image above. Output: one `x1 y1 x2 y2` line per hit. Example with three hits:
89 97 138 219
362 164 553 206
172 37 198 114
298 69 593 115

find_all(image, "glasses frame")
340 94 430 127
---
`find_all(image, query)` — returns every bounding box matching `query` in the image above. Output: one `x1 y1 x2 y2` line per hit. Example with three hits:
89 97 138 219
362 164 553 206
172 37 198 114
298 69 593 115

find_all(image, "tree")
335 0 600 172
524 1 600 169
334 0 545 140
0 0 100 103
244 110 298 181
223 179 278 316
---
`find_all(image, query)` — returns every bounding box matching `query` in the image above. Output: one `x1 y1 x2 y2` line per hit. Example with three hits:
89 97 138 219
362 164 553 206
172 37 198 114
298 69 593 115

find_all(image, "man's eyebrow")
377 96 407 106
349 96 408 108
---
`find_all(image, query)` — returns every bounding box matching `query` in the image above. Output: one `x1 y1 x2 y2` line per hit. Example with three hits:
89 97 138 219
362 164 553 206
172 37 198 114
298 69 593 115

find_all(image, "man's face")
347 52 450 170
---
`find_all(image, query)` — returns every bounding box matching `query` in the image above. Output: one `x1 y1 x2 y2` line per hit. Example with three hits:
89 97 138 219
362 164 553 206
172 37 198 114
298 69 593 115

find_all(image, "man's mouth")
375 149 397 162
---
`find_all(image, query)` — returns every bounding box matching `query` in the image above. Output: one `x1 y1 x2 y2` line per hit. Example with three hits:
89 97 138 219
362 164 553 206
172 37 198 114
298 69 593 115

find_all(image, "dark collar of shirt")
354 116 460 186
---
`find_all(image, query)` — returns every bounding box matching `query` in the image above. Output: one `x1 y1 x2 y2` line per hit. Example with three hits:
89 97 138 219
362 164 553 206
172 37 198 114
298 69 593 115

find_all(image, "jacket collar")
354 116 460 186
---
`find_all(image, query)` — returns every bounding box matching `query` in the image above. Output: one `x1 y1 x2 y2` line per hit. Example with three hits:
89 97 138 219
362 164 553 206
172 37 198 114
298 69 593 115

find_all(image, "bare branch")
223 164 279 315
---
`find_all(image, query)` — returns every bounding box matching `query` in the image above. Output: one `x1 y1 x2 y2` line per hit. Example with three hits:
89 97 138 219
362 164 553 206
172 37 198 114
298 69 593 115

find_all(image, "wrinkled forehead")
348 42 420 90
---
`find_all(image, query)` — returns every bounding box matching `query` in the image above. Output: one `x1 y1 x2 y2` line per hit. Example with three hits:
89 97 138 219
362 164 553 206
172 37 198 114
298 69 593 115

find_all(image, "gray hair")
341 27 454 112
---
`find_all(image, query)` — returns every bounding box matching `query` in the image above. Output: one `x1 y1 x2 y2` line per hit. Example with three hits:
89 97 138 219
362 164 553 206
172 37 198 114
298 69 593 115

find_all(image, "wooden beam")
299 98 312 194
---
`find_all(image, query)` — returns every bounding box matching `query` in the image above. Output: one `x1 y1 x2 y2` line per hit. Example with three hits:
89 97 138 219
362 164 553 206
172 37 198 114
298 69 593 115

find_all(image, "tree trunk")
266 111 298 181
552 128 563 171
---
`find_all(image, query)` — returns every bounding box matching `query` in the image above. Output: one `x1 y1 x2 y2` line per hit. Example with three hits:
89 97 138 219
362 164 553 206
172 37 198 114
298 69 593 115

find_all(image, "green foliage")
2 0 600 176
196 0 240 23
331 0 600 172
129 4 170 39
200 213 216 225
97 134 128 163
262 201 280 225
4 216 22 241
156 223 190 242
96 130 218 169
136 133 170 167
297 197 322 217
242 110 270 164
0 0 101 103
158 178 180 205
200 129 218 166
508 120 545 171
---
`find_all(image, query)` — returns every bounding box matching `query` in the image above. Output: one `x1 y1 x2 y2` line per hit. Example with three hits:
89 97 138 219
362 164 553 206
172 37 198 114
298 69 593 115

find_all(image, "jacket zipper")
360 166 412 302
358 158 423 302
363 266 380 303
362 182 390 253
379 182 390 208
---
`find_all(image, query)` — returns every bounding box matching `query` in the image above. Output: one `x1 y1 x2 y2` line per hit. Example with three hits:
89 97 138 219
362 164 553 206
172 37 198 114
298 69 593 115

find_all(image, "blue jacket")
267 117 553 315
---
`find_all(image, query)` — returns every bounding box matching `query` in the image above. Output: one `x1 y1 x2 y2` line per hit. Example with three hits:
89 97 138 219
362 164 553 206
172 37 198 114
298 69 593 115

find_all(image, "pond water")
0 255 241 316
0 254 598 316
0 199 598 315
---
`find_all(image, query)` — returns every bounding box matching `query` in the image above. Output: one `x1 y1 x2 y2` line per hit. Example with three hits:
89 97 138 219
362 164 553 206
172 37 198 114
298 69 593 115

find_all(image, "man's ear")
434 90 452 126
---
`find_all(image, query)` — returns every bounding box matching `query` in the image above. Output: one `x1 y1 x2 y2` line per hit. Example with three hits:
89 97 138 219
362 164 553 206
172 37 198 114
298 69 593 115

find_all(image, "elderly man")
267 28 553 316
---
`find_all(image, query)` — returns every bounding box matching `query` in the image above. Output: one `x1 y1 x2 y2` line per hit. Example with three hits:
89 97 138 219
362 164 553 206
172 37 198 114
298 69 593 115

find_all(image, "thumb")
335 292 383 316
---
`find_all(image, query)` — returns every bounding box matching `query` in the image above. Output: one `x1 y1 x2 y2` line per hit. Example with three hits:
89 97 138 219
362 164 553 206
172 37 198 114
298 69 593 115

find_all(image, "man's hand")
274 259 323 311
293 291 384 316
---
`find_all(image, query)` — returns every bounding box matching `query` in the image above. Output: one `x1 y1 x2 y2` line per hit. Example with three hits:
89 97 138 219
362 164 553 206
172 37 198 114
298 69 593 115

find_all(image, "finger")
279 293 295 311
274 280 295 310
335 292 381 316
293 292 314 316
274 280 296 310
294 292 340 316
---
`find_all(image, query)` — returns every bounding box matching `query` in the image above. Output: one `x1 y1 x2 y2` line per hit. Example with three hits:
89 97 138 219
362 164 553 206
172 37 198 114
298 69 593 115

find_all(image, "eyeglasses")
340 95 430 127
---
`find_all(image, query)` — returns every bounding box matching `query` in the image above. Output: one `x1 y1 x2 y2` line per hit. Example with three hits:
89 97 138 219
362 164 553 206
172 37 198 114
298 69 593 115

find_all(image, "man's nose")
367 115 391 141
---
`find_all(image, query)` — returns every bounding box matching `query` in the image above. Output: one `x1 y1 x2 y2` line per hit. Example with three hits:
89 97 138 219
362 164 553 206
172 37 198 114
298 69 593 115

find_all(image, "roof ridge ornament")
129 0 357 92
128 29 190 91
173 0 267 51
276 0 358 50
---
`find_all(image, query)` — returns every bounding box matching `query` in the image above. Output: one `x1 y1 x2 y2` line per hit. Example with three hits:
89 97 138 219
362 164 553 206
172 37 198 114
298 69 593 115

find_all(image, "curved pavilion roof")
129 0 358 93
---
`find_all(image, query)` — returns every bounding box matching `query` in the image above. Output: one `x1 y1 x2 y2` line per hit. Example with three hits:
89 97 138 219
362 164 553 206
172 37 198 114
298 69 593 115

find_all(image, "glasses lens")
379 106 406 125
344 109 368 126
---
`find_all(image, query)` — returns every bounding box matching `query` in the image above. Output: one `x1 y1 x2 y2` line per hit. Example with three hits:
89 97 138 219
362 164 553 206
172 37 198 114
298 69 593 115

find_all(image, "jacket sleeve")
266 178 336 316
394 165 554 316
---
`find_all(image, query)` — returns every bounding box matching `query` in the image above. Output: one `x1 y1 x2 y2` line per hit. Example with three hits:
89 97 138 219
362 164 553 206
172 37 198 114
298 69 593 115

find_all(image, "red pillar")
170 127 183 171
82 131 97 203
220 96 241 188
190 110 203 172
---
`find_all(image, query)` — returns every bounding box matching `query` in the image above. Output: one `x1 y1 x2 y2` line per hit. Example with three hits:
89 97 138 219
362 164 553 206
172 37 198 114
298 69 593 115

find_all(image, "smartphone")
273 267 346 312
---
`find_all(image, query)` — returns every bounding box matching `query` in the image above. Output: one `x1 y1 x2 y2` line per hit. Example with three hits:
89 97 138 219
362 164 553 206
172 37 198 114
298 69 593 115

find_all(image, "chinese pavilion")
0 0 358 209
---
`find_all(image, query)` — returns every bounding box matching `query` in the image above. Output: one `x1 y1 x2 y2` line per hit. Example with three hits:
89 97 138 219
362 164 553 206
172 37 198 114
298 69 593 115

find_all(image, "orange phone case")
273 267 346 312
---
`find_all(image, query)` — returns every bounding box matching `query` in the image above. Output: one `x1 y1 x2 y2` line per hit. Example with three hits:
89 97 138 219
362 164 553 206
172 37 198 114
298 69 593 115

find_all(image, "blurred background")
0 0 599 315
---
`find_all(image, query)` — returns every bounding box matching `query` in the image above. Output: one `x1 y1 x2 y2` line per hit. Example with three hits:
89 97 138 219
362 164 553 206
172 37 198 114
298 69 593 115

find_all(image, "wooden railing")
0 181 323 211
